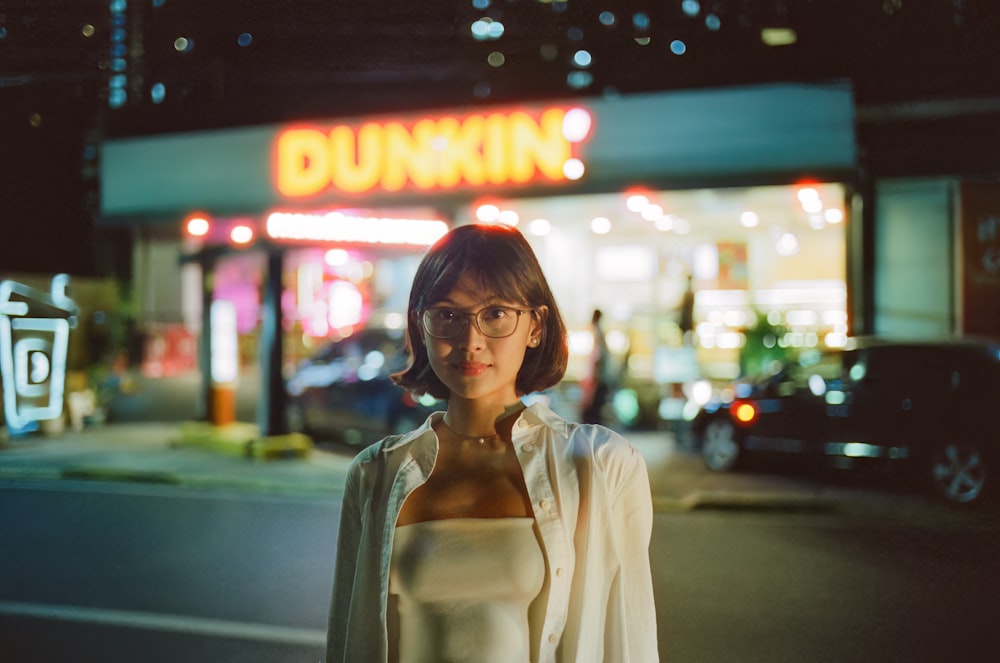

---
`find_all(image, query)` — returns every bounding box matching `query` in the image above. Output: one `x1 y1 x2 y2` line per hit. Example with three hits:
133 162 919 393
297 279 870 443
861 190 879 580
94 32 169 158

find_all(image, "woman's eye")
436 309 457 321
484 307 508 320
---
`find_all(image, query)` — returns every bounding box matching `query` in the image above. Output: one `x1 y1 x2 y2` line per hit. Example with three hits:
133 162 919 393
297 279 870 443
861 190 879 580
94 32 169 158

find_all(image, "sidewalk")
0 421 869 511
0 422 352 498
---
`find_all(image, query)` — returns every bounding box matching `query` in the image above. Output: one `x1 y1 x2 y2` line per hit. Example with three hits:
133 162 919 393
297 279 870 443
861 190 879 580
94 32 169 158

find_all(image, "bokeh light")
230 225 254 245
567 70 593 89
590 216 612 234
562 107 592 142
185 217 209 237
150 82 166 104
563 158 585 180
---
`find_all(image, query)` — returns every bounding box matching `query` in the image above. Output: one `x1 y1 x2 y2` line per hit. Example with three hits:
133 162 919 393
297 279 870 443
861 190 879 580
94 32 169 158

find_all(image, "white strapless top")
389 517 545 663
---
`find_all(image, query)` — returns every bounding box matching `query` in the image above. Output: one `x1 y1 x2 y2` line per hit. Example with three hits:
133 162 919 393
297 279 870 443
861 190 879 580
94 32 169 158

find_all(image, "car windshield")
758 350 846 396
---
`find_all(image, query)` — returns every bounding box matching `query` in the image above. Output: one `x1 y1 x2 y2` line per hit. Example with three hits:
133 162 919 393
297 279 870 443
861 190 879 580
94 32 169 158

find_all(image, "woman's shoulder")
524 402 640 465
567 425 649 503
569 422 639 460
346 426 434 474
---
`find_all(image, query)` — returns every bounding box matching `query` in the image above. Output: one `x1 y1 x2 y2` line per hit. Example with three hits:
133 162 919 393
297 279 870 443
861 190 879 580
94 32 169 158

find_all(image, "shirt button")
555 567 563 577
539 500 550 509
521 443 534 452
548 634 558 644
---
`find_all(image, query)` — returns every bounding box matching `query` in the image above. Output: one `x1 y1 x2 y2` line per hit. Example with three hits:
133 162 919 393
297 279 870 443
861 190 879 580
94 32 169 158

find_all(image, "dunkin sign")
274 106 592 197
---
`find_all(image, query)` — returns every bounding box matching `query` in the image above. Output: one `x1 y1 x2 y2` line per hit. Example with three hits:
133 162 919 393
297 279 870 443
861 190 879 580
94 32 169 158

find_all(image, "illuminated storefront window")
179 211 443 367
457 182 848 385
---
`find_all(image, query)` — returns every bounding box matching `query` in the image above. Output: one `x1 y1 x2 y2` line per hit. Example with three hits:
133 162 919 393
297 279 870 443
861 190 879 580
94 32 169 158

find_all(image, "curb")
48 467 343 497
61 467 181 485
653 490 840 514
173 421 314 460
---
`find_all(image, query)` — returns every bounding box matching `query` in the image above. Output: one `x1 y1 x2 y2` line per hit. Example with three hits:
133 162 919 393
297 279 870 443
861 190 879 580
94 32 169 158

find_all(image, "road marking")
0 478 340 505
0 600 326 646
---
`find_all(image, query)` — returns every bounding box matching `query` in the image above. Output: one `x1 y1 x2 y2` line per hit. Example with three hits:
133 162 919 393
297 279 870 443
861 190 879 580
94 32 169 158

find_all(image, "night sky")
1 0 998 276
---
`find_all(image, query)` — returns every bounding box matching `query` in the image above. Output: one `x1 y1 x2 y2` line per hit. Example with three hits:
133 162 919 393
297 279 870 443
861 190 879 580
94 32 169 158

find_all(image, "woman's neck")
443 399 525 437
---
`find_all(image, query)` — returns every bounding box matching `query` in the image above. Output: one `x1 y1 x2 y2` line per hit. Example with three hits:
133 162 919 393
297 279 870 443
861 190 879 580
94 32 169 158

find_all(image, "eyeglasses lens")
423 307 521 338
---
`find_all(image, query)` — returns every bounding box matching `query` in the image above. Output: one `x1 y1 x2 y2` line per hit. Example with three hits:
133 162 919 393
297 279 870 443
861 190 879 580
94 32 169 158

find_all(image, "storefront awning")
100 81 856 224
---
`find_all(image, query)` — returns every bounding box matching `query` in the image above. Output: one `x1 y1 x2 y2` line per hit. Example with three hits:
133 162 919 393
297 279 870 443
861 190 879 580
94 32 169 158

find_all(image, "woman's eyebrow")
428 296 511 309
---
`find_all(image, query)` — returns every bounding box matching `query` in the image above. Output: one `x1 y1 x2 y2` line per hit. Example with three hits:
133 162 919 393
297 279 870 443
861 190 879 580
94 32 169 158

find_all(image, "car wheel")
928 442 988 505
701 418 741 472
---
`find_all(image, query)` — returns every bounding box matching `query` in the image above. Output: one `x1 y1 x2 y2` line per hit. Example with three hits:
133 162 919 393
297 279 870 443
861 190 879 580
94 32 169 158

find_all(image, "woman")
326 224 658 663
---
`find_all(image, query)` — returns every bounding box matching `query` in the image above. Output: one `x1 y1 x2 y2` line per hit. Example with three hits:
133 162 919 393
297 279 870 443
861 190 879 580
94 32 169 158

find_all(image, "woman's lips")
457 362 489 377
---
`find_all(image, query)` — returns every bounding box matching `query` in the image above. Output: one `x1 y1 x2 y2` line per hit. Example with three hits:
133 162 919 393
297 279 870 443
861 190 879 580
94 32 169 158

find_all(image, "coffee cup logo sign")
0 275 78 431
274 106 592 198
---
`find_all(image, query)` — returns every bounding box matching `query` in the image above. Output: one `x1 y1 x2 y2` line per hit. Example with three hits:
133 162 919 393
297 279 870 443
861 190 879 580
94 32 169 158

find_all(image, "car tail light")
731 400 758 426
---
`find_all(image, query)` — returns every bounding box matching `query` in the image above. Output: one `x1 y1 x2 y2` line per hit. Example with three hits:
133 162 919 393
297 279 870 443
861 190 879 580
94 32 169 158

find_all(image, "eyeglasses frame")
420 305 535 339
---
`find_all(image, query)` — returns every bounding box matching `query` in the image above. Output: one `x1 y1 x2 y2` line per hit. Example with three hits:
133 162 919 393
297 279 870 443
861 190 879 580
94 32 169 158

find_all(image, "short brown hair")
392 223 569 400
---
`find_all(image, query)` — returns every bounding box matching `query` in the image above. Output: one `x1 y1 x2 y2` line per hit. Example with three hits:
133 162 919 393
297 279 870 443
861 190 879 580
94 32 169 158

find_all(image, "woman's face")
422 273 543 407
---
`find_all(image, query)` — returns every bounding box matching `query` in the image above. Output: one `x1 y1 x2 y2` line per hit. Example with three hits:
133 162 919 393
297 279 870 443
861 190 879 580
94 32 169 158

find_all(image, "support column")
848 169 877 337
197 259 214 422
258 249 287 436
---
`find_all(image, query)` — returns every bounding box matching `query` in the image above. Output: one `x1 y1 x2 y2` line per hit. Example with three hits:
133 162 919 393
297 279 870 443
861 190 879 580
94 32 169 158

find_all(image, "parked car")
285 327 443 446
691 337 1000 506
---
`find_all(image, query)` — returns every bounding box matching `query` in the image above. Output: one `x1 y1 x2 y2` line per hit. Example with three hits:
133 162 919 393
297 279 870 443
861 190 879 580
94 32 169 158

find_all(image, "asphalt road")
0 481 337 663
2 476 997 663
652 509 1000 662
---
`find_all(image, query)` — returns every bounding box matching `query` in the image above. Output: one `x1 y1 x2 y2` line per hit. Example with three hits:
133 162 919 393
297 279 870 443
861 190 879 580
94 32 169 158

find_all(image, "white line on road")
0 600 327 646
0 478 339 505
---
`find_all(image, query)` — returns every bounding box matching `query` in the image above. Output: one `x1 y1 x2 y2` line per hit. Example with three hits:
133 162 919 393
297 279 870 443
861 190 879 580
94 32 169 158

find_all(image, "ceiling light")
591 216 612 234
528 218 552 236
476 203 500 222
626 194 649 212
641 204 663 221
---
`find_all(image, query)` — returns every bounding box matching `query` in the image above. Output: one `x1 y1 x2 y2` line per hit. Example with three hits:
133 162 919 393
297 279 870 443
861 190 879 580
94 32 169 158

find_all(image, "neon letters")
275 107 591 197
0 276 78 431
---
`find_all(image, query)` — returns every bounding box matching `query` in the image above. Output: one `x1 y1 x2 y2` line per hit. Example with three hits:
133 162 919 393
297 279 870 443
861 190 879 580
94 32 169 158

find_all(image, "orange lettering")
434 116 487 188
510 109 568 182
381 121 436 191
273 106 588 196
329 124 381 193
276 129 329 197
483 114 509 185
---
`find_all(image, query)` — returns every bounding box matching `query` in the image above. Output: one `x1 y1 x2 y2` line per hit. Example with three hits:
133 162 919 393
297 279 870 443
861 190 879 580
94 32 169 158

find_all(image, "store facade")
99 81 860 427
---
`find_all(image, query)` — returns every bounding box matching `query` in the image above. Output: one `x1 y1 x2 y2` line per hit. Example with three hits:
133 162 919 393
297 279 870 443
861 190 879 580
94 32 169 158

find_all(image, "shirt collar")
379 399 569 454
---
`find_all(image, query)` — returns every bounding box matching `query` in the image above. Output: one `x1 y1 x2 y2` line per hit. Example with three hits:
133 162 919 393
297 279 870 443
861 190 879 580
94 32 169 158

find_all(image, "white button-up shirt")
326 402 659 663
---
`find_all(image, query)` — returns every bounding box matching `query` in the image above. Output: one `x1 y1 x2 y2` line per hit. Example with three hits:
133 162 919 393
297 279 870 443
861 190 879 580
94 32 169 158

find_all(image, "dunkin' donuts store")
99 82 861 426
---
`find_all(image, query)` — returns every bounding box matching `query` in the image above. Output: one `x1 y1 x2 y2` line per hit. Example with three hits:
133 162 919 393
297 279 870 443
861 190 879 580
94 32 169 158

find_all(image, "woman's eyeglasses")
421 306 532 339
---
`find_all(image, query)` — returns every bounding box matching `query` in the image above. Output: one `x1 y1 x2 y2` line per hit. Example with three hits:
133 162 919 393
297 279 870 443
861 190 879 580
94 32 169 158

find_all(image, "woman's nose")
456 315 486 349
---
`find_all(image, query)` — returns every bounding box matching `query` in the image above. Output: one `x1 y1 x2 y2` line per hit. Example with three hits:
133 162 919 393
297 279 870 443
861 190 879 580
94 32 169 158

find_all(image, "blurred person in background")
326 224 658 663
580 308 612 425
678 274 696 346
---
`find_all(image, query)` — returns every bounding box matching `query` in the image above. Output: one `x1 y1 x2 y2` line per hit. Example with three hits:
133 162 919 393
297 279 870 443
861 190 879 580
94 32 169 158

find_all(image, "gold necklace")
439 418 499 445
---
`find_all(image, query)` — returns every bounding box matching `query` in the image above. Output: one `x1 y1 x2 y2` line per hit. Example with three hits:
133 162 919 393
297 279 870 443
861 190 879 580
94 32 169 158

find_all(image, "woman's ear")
529 306 548 342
